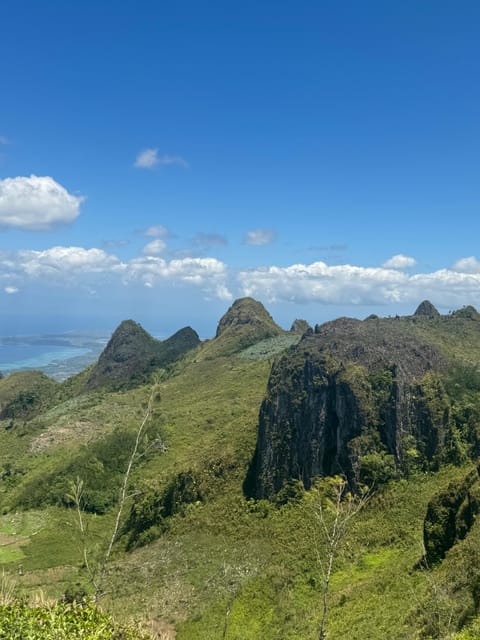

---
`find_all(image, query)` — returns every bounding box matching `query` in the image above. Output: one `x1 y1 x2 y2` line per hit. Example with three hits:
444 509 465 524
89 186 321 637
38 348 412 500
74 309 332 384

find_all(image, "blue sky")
1 0 480 337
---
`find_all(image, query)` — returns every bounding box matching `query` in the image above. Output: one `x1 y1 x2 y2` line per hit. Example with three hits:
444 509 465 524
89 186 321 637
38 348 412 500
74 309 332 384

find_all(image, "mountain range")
2 297 480 639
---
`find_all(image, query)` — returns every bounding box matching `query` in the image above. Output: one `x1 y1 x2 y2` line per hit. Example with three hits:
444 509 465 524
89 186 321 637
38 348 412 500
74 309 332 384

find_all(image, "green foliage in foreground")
0 600 151 640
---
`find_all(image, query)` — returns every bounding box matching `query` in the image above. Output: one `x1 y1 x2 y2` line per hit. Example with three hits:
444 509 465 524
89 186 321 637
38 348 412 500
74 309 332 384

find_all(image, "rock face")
208 297 283 356
86 321 200 389
245 316 449 500
290 319 311 334
424 466 480 565
414 300 440 318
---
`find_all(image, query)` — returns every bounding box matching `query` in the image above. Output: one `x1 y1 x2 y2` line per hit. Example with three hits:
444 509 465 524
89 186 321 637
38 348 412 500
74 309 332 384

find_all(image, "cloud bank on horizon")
2 238 480 312
1 173 480 316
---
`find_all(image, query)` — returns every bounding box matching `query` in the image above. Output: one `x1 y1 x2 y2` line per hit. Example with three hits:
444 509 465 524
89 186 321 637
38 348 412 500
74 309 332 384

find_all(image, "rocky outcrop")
205 298 283 357
245 316 450 499
290 319 311 334
216 297 281 338
414 300 440 318
86 321 200 390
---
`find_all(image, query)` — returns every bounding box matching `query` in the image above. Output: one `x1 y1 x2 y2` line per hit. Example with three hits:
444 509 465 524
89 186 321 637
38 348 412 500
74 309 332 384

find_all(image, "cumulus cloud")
244 228 276 246
126 256 232 299
4 286 18 294
134 148 189 169
0 245 231 300
142 239 166 256
239 262 407 305
0 175 84 230
13 246 121 280
238 259 480 308
451 256 480 274
382 254 416 269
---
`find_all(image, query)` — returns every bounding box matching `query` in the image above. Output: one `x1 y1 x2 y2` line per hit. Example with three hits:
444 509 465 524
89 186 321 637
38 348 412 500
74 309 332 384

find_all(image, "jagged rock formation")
290 319 311 334
86 320 200 389
424 466 480 565
414 300 440 318
245 314 451 500
205 297 283 357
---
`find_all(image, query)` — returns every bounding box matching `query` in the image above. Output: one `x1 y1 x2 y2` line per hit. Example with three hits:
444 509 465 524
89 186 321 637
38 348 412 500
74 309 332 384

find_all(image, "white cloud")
0 175 84 230
145 224 169 237
142 239 166 256
239 262 407 305
238 260 480 308
382 254 416 269
451 256 480 274
126 256 231 299
134 148 159 169
6 243 480 309
244 228 276 246
14 246 121 279
134 148 189 169
0 245 231 300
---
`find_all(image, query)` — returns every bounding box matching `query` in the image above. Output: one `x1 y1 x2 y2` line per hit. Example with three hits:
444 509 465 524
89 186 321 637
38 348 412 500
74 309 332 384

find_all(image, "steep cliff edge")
244 312 473 500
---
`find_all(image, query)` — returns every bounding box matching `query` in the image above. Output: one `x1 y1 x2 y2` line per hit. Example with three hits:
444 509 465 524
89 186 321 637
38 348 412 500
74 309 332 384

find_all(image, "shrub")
0 600 151 639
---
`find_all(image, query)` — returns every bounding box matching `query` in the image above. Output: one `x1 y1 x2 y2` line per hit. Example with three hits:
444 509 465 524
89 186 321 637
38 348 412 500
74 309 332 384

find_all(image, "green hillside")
2 299 480 639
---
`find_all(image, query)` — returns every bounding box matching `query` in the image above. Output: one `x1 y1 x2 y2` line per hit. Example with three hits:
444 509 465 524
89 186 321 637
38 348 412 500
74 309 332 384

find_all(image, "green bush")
0 600 151 639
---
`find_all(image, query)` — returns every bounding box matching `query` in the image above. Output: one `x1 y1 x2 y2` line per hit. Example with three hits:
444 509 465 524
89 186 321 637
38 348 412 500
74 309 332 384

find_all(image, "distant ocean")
0 344 91 373
0 334 106 380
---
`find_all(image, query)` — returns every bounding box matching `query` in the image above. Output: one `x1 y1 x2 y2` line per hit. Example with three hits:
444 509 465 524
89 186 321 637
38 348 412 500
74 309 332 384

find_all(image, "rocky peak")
206 298 283 357
290 319 311 334
86 320 199 390
414 300 440 318
216 297 280 337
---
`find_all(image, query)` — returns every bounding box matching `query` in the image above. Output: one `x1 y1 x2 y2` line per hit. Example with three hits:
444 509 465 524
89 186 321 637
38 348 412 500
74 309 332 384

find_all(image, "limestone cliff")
245 314 452 499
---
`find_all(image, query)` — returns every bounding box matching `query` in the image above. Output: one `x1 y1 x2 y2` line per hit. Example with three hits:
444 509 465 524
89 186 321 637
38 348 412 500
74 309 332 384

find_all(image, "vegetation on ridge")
1 300 480 638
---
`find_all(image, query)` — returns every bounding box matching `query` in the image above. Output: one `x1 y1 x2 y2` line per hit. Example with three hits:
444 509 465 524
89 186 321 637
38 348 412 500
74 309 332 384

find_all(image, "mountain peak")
202 297 283 357
215 297 280 338
414 300 440 317
290 319 311 334
86 320 200 390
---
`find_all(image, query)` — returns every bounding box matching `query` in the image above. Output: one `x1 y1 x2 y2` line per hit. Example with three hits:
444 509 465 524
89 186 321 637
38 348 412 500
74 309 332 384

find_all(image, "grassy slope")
1 319 480 637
